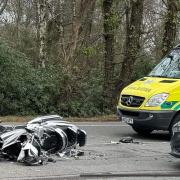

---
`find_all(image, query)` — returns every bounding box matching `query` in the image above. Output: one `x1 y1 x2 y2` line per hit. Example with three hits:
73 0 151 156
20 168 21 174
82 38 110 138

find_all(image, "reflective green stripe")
174 104 180 111
161 101 178 109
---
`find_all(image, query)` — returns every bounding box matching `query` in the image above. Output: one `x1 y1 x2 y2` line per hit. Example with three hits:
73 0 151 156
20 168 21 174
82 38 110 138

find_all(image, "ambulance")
117 44 180 135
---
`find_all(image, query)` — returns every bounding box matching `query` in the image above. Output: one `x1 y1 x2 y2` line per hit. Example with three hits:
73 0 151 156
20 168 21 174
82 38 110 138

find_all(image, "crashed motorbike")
0 115 86 165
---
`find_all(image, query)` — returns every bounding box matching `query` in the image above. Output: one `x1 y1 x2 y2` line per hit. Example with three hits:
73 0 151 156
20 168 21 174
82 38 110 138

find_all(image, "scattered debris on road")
109 137 140 145
0 115 86 166
119 137 140 144
110 141 120 144
119 137 134 143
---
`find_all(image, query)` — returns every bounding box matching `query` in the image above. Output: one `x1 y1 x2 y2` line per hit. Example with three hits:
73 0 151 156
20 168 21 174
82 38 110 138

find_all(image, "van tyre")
169 113 180 137
132 126 153 135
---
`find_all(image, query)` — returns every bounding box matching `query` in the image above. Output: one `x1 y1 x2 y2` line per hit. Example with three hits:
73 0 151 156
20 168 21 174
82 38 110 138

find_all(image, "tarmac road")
1 121 180 180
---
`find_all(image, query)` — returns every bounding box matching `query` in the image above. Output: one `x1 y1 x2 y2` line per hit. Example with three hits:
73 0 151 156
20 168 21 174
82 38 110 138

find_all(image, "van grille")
121 95 145 107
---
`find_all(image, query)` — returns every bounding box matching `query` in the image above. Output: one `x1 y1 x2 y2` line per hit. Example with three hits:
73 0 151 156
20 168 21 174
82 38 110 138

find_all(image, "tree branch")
162 0 167 7
0 0 8 15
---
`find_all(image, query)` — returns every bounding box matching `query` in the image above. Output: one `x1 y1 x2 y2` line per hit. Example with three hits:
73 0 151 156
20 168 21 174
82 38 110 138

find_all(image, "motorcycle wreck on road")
0 115 86 165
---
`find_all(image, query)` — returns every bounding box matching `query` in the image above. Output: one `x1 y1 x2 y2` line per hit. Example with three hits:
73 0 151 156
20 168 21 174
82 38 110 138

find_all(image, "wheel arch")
168 111 180 130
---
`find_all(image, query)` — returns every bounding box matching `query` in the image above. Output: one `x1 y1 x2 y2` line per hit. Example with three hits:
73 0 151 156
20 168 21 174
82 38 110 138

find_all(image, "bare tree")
55 0 66 63
120 0 144 87
80 0 96 46
37 0 48 68
15 0 23 42
161 0 179 57
63 0 95 69
102 0 115 107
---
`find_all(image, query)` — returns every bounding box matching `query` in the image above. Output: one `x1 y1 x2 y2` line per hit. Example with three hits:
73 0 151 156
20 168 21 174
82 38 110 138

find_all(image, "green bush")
0 43 105 116
0 42 53 115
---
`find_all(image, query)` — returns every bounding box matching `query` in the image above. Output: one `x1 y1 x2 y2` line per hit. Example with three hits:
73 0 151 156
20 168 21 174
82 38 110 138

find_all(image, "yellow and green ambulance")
117 45 180 135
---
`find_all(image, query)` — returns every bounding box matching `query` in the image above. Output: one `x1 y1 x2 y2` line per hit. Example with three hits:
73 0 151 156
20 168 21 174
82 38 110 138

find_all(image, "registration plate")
122 117 133 124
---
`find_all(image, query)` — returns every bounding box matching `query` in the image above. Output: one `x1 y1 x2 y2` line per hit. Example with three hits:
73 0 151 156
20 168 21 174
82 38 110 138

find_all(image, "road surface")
0 121 180 180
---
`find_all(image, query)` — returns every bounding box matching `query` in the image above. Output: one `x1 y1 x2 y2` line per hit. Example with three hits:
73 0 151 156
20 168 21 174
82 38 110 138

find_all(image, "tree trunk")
55 0 66 61
16 0 22 46
120 0 144 88
37 0 48 68
103 0 115 107
34 0 40 68
81 0 96 46
161 0 178 57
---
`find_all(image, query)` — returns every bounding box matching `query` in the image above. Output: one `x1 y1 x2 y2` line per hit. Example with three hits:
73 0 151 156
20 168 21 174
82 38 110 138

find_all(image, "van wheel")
132 126 153 135
169 113 180 137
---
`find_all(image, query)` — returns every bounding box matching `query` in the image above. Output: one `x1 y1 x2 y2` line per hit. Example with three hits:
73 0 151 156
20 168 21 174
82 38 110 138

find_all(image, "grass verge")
0 114 118 123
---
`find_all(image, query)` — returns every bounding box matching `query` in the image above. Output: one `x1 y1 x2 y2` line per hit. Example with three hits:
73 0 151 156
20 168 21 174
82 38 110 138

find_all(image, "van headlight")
145 93 169 107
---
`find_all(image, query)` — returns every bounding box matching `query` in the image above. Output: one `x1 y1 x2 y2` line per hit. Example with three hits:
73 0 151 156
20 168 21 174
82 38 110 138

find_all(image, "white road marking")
78 124 129 127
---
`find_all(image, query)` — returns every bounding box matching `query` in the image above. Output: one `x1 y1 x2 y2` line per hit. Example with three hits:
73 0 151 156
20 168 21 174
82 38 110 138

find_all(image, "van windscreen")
148 49 180 79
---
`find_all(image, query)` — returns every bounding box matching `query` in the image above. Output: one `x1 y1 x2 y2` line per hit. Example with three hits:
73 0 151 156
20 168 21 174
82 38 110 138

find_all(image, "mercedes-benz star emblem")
126 96 134 106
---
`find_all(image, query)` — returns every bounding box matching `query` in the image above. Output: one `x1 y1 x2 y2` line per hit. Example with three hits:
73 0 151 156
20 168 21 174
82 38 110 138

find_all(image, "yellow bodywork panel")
117 77 180 111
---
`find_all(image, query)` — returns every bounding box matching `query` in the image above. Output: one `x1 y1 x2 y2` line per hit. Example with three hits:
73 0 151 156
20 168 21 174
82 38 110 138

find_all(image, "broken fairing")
0 115 86 165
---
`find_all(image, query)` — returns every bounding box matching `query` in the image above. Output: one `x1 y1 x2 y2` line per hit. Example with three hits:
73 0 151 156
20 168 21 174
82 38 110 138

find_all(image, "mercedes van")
117 44 180 135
